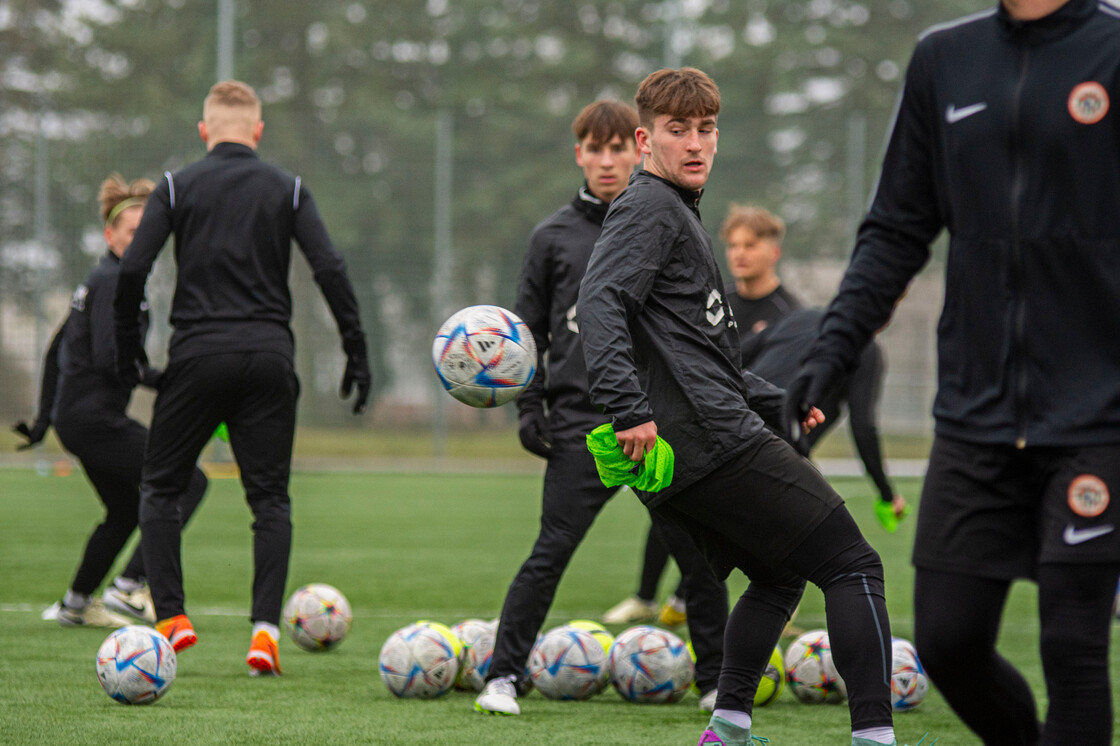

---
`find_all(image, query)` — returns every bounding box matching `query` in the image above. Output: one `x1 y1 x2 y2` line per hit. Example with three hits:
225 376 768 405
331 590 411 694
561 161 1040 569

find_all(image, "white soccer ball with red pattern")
890 637 929 711
432 305 537 408
378 621 462 698
785 629 847 704
95 625 177 705
607 625 694 703
282 583 352 651
528 625 608 700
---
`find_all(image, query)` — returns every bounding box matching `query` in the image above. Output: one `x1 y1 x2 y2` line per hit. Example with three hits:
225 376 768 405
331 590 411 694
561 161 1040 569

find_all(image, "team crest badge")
1067 474 1109 518
1067 82 1109 125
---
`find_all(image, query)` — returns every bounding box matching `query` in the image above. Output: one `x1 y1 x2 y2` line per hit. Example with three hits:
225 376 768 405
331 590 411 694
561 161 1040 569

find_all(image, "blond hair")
720 204 785 244
571 100 638 145
98 173 154 226
202 80 261 134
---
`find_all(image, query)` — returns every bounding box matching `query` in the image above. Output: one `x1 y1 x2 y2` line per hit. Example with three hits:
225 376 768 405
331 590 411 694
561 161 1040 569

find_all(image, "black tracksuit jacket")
807 0 1120 448
514 186 612 450
580 170 784 507
115 142 365 367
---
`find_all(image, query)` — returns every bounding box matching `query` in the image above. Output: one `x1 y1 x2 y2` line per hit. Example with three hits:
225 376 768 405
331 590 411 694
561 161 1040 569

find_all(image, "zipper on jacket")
1009 44 1030 450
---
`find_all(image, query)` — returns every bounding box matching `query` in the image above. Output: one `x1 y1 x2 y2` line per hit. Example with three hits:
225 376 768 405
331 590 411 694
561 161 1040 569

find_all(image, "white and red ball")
282 583 352 652
432 305 537 408
890 637 929 711
607 625 694 704
784 629 847 704
528 625 608 700
378 621 462 698
95 625 177 705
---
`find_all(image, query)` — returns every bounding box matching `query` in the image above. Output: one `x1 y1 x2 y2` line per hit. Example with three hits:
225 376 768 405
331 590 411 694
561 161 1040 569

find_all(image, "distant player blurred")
13 173 207 628
114 80 370 676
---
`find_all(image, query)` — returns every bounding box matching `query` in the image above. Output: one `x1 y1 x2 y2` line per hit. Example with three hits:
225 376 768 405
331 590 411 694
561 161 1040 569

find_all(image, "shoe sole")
164 631 198 652
473 702 518 716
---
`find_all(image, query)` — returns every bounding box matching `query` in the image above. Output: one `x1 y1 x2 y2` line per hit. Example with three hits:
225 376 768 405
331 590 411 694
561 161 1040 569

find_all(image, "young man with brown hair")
579 68 896 746
475 99 730 716
114 80 370 676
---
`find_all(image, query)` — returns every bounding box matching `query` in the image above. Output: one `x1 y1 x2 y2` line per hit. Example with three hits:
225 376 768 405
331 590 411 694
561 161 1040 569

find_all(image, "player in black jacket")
13 174 207 628
581 69 895 746
475 100 730 717
785 2 1120 744
113 81 370 676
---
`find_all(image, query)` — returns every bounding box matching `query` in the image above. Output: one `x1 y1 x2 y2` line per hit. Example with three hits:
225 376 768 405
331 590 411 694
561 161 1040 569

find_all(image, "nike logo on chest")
945 102 987 124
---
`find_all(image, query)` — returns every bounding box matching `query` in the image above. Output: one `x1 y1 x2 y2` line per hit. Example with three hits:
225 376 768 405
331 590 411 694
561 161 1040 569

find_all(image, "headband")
105 197 146 227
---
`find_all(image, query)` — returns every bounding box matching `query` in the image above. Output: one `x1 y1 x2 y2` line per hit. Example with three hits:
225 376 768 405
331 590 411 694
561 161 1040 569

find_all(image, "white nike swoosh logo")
1062 524 1115 545
945 103 987 124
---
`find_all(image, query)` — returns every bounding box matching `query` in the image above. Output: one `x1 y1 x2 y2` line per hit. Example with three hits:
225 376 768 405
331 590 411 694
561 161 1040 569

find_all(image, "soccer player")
580 68 895 746
474 99 730 716
784 1 1120 743
721 204 802 367
605 204 806 628
13 173 208 628
113 80 371 676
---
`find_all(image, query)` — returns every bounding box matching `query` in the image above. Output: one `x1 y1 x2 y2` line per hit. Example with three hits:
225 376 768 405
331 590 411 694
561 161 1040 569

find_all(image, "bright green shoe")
698 716 769 746
875 496 911 533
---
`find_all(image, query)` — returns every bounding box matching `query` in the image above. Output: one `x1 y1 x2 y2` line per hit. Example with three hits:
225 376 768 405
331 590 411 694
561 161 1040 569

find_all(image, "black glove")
781 361 842 457
341 353 371 415
12 418 49 451
518 407 552 459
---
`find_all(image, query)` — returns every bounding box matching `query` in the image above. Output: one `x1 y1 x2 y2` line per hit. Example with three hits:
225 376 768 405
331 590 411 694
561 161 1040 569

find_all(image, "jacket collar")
997 0 1095 43
571 184 610 226
207 141 258 159
635 170 704 216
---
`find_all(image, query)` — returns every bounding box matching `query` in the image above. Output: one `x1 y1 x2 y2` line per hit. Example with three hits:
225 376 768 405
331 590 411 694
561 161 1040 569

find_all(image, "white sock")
252 621 280 641
113 575 144 593
713 709 752 730
852 726 896 744
63 590 90 610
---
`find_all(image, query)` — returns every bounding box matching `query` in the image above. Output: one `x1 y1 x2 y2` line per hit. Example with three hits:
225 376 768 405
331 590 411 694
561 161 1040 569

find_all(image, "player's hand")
615 421 658 463
341 353 371 415
518 408 552 459
782 361 840 456
12 418 49 451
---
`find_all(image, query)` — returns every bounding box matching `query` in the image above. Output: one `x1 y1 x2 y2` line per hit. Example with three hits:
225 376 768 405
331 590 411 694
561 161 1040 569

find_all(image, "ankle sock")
252 621 279 641
63 590 90 610
852 727 896 745
113 575 144 593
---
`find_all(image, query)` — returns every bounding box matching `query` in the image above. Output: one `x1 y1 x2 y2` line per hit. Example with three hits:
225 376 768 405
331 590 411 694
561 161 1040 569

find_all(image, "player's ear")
574 142 584 168
635 126 652 156
254 120 264 142
198 121 207 143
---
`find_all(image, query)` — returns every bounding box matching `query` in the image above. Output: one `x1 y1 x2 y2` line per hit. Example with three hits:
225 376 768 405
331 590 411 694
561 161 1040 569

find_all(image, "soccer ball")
890 637 929 711
785 630 846 704
378 621 462 698
450 618 497 691
568 619 614 694
608 625 694 704
282 583 352 652
95 625 177 705
432 304 537 408
755 645 786 706
528 625 608 700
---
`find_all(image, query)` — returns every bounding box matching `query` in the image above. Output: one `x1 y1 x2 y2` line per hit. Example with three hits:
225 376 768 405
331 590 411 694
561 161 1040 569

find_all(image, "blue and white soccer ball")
450 618 497 692
890 637 929 711
785 629 847 704
95 625 177 705
607 625 694 704
528 625 608 700
378 621 462 698
432 305 537 408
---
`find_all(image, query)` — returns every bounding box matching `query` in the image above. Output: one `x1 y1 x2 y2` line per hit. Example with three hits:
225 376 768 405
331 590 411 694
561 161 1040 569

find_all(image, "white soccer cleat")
41 601 61 621
57 598 132 628
102 584 156 623
602 596 658 625
474 675 520 716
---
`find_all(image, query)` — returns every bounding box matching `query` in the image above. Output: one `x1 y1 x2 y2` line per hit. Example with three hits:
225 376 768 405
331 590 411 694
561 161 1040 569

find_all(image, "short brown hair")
635 68 720 129
571 100 638 145
98 173 154 225
203 80 262 130
720 204 786 244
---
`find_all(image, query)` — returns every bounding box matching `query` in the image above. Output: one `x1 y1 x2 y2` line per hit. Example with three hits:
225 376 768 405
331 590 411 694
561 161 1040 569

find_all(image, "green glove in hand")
875 496 911 533
585 423 674 493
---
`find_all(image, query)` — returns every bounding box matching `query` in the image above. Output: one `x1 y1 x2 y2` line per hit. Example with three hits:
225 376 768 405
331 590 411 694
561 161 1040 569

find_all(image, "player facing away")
579 68 895 746
113 80 371 676
13 174 207 628
474 99 731 716
785 1 1120 744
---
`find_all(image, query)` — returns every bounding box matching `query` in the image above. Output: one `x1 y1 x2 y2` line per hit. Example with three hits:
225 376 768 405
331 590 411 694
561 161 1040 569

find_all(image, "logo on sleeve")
70 284 89 312
566 303 579 334
1068 82 1109 125
1067 474 1109 518
705 289 725 326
